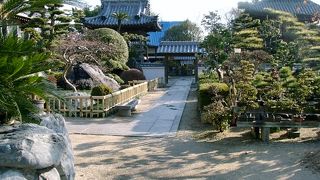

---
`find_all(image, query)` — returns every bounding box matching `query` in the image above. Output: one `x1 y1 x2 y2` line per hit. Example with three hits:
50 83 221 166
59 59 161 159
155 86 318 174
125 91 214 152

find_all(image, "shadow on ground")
71 83 320 180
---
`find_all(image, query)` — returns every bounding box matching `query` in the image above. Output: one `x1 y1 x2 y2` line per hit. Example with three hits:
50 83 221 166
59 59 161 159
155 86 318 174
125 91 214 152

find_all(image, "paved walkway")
65 77 193 137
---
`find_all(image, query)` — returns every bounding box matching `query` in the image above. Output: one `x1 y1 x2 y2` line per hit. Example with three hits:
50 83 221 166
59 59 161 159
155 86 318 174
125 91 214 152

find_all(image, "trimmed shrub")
199 72 219 84
199 82 229 110
91 84 113 96
201 100 231 132
85 28 129 70
108 73 124 84
120 69 146 84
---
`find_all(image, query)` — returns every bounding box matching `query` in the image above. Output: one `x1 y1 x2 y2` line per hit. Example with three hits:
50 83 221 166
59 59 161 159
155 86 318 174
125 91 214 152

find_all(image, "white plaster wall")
142 67 165 80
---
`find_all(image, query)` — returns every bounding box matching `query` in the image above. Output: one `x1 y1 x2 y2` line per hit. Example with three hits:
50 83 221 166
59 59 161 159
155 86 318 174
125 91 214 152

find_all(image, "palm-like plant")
112 12 129 33
0 35 58 124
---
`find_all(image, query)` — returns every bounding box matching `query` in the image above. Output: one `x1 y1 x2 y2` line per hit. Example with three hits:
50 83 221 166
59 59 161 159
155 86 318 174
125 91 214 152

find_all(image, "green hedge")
199 83 229 110
199 72 219 84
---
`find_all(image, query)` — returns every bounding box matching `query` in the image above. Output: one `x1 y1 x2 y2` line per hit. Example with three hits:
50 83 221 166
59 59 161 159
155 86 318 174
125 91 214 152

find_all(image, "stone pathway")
65 77 193 137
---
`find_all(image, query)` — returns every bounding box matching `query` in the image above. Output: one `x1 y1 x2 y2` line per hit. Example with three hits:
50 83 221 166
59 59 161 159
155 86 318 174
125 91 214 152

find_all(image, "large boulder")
41 168 61 180
61 63 120 91
0 124 66 170
0 168 35 180
40 114 75 180
80 63 120 90
0 114 75 180
0 168 60 180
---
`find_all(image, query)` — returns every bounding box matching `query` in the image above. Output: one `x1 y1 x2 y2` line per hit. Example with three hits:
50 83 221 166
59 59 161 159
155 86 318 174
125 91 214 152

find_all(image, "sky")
84 0 320 24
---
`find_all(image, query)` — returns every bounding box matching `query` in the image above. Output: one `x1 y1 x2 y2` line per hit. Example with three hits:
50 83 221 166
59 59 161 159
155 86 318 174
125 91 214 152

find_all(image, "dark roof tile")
84 0 161 31
157 41 204 54
239 0 320 18
147 21 182 46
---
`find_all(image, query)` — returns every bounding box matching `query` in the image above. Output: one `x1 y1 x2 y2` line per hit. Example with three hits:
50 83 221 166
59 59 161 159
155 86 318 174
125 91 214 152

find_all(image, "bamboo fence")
45 78 162 118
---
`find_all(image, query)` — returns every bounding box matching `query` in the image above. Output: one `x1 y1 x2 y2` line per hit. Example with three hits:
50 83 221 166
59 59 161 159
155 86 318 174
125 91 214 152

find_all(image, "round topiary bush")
120 69 146 84
85 28 129 70
91 84 113 96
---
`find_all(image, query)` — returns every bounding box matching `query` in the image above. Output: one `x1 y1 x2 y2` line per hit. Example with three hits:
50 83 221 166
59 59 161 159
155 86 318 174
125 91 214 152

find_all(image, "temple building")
238 0 320 22
84 0 161 35
147 21 182 62
141 21 205 82
157 41 204 83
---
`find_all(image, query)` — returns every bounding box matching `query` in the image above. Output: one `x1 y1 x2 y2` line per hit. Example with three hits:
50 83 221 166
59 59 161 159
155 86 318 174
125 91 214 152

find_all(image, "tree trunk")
117 20 122 33
1 21 8 37
63 63 77 92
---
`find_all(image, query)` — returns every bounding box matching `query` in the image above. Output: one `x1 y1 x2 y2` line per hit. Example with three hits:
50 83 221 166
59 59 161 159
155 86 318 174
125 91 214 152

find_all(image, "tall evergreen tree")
24 1 72 48
231 13 264 50
201 11 223 33
264 9 320 67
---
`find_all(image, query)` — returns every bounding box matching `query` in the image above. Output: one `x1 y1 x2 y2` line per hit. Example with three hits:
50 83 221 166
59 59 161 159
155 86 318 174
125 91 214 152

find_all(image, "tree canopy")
162 20 202 41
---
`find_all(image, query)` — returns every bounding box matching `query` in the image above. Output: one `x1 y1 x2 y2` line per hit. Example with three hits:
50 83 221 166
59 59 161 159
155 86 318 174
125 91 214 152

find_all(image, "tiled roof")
147 21 182 46
173 56 196 60
84 0 161 31
157 41 204 54
239 0 320 18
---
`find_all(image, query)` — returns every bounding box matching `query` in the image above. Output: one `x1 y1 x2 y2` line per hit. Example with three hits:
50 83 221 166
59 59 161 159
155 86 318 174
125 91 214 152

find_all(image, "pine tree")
232 13 263 50
264 9 320 68
23 1 72 48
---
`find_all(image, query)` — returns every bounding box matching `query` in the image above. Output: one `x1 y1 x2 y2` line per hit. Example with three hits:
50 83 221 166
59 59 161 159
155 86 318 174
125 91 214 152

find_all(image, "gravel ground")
70 85 320 180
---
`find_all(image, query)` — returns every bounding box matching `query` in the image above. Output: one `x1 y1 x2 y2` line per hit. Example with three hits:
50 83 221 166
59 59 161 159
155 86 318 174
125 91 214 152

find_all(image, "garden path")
65 77 193 136
71 83 320 179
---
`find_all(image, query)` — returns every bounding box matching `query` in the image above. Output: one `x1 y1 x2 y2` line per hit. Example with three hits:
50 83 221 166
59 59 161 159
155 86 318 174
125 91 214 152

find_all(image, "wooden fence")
45 78 162 118
128 77 163 91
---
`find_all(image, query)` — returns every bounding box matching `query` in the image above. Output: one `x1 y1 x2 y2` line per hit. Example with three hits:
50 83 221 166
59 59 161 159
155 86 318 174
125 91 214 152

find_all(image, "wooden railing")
147 78 161 91
45 79 160 118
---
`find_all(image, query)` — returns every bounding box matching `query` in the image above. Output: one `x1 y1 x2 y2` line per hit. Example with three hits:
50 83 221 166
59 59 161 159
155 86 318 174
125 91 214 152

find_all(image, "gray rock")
65 63 120 91
0 167 60 180
80 63 120 91
40 114 75 180
40 168 60 180
0 124 66 170
0 168 29 180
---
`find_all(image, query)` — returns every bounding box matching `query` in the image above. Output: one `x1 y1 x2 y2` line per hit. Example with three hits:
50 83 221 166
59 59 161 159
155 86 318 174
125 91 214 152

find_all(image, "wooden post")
261 127 270 143
80 98 83 118
194 54 199 83
164 55 169 84
102 98 105 118
90 97 93 118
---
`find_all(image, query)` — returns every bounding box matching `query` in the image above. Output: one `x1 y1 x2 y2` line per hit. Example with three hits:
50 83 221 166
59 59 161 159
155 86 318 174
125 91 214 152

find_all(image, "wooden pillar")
261 127 270 143
194 54 199 83
164 55 169 84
